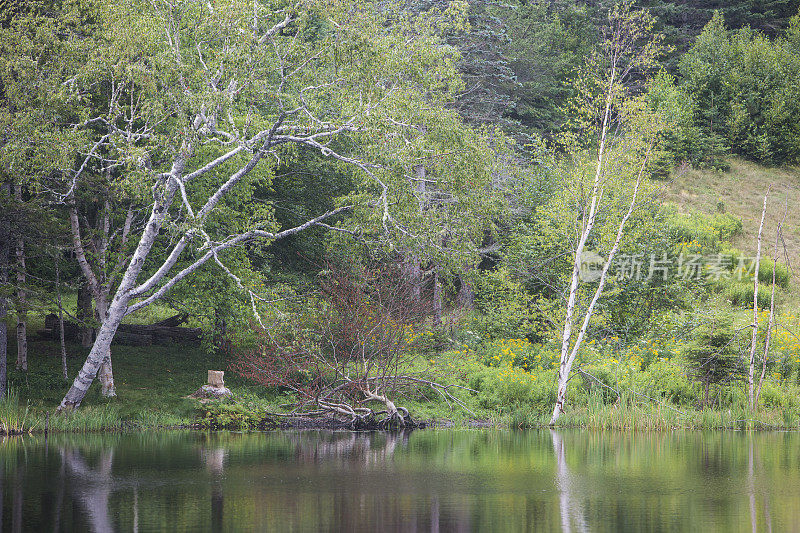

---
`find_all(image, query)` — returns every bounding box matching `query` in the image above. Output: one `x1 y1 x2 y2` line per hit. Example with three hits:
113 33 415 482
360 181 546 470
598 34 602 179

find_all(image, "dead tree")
755 199 788 406
748 190 769 409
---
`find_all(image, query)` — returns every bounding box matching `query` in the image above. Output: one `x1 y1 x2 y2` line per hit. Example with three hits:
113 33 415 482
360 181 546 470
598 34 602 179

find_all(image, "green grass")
2 327 497 433
0 390 35 435
665 157 800 305
4 332 799 433
543 404 794 431
2 329 280 432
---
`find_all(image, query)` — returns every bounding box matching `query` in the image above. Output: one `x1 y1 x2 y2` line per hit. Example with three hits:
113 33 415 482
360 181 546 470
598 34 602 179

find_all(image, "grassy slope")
663 158 800 305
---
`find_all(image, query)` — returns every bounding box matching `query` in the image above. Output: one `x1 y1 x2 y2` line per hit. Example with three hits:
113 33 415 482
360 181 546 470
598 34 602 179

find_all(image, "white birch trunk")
550 148 650 425
68 204 116 396
550 69 615 424
94 295 115 397
748 191 769 409
755 201 786 406
59 159 184 409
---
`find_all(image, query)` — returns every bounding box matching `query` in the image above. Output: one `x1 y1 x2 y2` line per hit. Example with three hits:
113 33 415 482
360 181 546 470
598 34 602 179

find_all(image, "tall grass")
38 405 122 433
0 390 34 435
28 405 193 433
546 401 792 430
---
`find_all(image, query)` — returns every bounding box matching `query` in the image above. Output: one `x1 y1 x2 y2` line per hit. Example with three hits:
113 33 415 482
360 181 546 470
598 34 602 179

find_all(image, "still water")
0 429 797 532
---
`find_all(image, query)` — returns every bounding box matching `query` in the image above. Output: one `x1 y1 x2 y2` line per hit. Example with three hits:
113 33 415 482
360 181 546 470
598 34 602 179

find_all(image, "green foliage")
684 315 746 407
646 70 728 172
502 0 596 138
467 361 557 412
667 209 743 249
476 337 557 372
195 396 273 430
719 279 776 308
679 11 800 165
471 268 546 341
758 257 791 288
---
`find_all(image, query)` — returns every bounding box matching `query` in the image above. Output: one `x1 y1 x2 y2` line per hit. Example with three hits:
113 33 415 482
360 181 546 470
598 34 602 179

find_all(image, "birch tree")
549 2 665 424
748 190 769 409
754 199 787 406
67 194 136 396
2 0 490 409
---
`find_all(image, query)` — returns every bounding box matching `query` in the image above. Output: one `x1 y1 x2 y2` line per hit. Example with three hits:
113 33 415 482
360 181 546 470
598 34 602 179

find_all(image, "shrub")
195 396 273 430
667 210 743 249
471 268 547 341
684 316 746 407
477 337 557 372
465 361 557 413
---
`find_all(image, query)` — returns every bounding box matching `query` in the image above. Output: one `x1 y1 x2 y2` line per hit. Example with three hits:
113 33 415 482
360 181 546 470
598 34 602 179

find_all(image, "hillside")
663 158 800 301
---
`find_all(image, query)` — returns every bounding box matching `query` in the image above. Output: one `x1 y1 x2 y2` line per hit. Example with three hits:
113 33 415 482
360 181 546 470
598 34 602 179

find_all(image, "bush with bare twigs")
232 261 472 429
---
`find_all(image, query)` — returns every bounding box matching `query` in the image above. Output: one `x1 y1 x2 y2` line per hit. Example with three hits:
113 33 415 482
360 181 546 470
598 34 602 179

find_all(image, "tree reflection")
200 446 227 532
2 431 799 531
748 435 773 533
551 430 587 533
61 448 115 533
287 429 411 465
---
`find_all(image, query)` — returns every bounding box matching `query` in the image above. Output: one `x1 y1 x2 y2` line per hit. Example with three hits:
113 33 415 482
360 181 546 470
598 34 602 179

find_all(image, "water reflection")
748 436 773 533
0 430 797 531
551 430 587 533
62 447 115 532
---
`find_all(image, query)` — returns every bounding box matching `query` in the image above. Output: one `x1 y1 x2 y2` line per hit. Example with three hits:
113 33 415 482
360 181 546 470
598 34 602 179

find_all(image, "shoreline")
6 411 800 437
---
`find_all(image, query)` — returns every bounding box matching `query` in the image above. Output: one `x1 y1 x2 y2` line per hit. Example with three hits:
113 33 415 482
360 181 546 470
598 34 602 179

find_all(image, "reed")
0 390 34 435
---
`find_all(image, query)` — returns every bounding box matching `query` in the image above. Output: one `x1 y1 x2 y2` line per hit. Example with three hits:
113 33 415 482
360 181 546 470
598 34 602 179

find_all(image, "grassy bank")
1 331 798 434
3 157 799 434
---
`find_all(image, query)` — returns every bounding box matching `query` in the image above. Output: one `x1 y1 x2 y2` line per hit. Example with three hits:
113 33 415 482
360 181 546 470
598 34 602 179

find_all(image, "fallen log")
151 313 189 327
113 331 153 347
39 314 201 346
117 323 202 344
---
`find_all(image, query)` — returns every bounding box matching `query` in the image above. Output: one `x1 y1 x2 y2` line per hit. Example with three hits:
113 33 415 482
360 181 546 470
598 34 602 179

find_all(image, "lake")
0 429 797 531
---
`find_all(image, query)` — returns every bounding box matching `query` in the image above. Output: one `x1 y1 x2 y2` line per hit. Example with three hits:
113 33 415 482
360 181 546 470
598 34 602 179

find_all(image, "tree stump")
208 370 225 388
189 370 231 401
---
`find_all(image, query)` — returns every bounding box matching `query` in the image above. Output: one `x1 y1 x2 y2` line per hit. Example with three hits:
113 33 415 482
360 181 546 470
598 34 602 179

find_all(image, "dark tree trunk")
55 253 69 381
0 181 10 397
457 265 475 309
404 255 422 305
77 283 93 348
213 308 227 350
432 268 442 325
13 183 26 371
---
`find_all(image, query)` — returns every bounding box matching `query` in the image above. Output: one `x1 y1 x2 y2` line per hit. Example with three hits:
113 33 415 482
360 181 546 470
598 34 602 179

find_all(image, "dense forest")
1 0 799 430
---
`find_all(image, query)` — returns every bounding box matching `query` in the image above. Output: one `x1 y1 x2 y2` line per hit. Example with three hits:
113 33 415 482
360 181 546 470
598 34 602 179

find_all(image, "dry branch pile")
232 262 470 429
